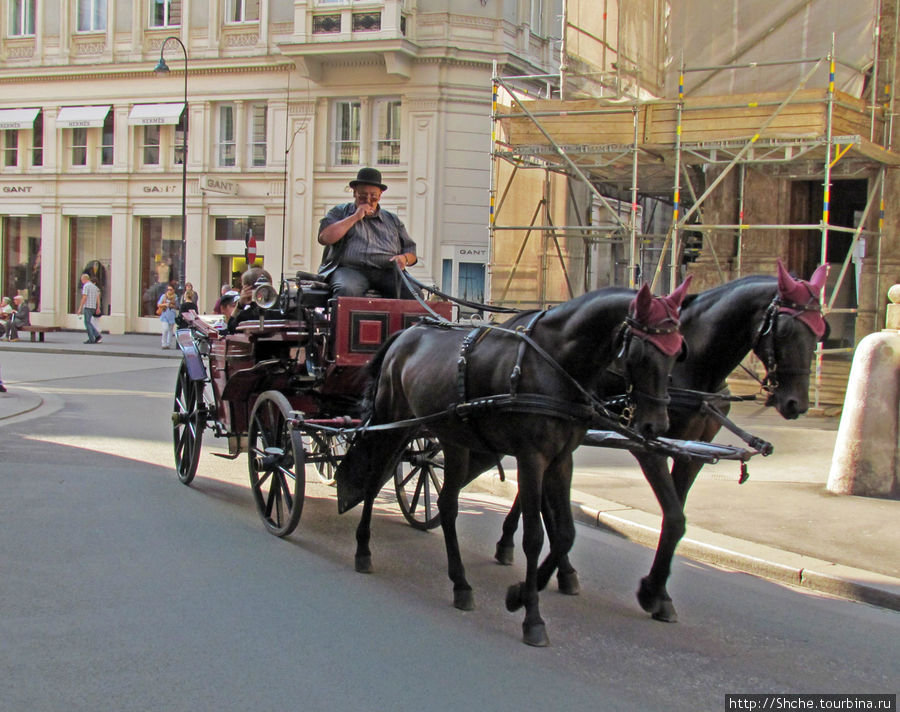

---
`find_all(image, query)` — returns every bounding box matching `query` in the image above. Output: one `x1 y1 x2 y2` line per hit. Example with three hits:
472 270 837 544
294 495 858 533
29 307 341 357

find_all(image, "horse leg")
634 451 686 623
504 454 550 647
354 495 375 573
437 444 475 611
537 456 580 596
353 429 410 574
494 495 520 566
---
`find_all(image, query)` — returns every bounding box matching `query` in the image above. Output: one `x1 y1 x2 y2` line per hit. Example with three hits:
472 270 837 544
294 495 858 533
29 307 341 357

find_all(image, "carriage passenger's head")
219 290 240 320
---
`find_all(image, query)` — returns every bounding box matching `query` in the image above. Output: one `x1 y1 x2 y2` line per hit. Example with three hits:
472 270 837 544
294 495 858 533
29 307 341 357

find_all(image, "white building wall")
0 2 558 332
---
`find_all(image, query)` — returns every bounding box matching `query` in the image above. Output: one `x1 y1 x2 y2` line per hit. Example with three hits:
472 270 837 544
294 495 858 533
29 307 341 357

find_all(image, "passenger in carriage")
226 267 273 333
215 290 240 332
317 167 420 299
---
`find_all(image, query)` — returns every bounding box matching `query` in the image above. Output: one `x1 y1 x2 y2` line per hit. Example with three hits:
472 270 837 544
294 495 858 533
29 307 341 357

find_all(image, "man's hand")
354 203 376 221
390 253 415 269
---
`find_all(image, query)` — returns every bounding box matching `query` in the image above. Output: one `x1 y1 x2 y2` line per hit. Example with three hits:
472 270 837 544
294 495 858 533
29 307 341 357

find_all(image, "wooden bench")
18 325 62 343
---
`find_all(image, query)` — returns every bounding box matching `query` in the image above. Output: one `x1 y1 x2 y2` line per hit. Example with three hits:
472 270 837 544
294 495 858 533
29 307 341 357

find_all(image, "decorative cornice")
0 59 296 85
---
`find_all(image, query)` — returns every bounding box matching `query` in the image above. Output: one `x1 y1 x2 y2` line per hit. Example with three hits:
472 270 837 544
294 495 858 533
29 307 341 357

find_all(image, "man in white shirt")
78 273 102 344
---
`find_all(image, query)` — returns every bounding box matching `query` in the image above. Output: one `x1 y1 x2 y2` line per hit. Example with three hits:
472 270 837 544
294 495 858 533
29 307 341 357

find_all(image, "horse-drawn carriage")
170 261 826 646
171 271 452 536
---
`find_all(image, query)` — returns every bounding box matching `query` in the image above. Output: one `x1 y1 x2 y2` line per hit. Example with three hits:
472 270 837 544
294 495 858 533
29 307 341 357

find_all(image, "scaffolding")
489 35 899 406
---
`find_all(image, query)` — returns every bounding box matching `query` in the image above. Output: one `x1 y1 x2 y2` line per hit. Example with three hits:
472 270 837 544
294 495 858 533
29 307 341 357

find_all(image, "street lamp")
154 36 188 296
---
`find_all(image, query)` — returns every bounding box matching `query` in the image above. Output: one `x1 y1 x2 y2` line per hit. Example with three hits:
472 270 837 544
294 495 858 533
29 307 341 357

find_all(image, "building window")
249 103 266 167
312 14 341 33
31 111 42 166
332 100 361 166
3 131 17 167
72 128 88 166
174 110 187 165
8 0 35 36
77 0 106 32
139 217 182 316
150 0 180 28
101 112 114 166
226 0 259 23
373 99 401 166
217 105 235 167
68 217 112 314
331 98 402 167
352 12 380 32
142 125 160 165
2 215 41 312
529 0 543 35
214 216 265 242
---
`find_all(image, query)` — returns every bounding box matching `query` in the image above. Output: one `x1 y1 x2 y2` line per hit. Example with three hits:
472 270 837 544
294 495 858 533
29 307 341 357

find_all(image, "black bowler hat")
349 167 388 191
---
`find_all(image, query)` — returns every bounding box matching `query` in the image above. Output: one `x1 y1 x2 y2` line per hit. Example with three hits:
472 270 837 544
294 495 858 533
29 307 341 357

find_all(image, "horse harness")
750 295 820 394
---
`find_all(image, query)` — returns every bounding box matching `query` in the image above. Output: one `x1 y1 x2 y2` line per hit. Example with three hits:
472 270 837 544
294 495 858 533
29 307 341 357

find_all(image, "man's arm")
318 204 373 246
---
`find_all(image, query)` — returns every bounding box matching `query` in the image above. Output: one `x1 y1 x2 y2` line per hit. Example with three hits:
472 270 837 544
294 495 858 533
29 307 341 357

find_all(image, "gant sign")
200 175 238 196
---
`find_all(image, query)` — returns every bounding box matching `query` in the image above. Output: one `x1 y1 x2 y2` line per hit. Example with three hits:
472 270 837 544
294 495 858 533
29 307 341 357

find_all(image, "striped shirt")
82 281 100 310
318 203 416 270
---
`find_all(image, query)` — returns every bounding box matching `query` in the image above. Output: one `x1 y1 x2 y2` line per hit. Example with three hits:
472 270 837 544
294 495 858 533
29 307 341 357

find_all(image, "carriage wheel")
394 436 444 531
248 391 305 537
306 431 348 486
172 361 207 485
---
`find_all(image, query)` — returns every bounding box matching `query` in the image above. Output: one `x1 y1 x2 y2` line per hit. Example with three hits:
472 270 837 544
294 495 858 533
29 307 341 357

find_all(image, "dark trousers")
328 266 420 299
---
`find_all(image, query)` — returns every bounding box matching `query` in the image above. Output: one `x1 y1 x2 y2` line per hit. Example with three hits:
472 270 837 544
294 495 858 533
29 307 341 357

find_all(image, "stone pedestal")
827 285 900 498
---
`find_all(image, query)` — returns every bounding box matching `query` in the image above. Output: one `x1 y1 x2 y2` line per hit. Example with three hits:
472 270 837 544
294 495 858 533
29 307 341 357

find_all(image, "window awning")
56 105 111 129
0 108 40 130
127 103 185 126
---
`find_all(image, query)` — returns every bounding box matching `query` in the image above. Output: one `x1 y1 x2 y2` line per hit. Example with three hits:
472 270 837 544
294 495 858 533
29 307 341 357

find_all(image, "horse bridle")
751 296 820 394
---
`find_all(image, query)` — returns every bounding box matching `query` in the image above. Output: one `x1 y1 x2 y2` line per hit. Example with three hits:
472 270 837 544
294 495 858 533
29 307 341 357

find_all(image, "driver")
317 167 420 299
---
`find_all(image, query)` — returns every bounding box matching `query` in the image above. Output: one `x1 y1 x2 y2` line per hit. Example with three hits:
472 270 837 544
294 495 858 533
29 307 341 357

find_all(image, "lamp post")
154 36 188 296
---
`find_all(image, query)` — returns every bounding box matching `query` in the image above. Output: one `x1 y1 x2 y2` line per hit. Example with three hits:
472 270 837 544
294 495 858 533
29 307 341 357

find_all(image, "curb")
469 474 900 613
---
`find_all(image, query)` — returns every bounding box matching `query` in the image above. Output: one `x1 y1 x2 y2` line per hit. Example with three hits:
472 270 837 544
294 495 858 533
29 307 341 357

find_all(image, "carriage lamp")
154 36 188 297
252 279 279 310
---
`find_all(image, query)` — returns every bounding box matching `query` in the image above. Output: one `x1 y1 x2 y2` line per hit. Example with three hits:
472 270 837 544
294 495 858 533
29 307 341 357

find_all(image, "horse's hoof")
453 588 475 611
636 577 677 621
522 622 549 647
505 583 524 612
355 554 373 574
636 577 656 613
651 600 678 623
494 543 515 566
557 570 581 596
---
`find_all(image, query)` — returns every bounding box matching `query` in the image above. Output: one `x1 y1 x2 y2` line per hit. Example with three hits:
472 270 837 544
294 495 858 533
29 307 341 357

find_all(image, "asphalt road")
0 351 897 711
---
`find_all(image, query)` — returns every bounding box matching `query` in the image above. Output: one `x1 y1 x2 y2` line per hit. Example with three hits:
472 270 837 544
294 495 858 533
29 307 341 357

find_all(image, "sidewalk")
1 331 898 611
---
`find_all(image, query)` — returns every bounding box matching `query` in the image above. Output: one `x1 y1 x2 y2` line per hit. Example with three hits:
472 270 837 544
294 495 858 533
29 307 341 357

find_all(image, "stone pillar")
826 284 900 498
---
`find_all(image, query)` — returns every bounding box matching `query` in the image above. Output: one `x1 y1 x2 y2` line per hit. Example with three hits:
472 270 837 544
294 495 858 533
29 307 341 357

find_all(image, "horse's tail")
359 329 405 423
336 330 406 513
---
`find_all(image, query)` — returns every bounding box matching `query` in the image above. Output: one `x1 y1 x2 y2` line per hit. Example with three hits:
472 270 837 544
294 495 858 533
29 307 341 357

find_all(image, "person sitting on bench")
6 295 30 342
317 167 420 299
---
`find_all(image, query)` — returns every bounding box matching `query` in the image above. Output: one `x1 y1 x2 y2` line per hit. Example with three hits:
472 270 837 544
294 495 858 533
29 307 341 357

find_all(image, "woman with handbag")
157 285 179 349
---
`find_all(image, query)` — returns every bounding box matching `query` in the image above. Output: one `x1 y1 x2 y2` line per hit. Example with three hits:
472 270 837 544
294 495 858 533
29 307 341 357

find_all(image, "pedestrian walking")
78 273 102 344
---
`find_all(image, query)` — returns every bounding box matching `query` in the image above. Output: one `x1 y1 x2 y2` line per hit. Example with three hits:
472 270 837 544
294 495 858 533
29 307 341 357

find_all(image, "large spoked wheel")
306 431 348 486
394 436 444 531
172 361 207 485
248 391 305 538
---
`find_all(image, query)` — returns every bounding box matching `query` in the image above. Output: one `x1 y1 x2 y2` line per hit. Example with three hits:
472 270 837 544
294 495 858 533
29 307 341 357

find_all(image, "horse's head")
619 277 692 438
753 260 829 419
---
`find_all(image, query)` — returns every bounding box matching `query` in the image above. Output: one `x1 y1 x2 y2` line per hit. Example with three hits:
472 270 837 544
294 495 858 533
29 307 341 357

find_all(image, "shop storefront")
2 215 41 312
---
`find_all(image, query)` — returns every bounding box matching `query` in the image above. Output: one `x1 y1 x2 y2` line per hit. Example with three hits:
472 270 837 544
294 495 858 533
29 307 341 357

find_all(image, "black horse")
496 260 829 623
336 282 691 646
